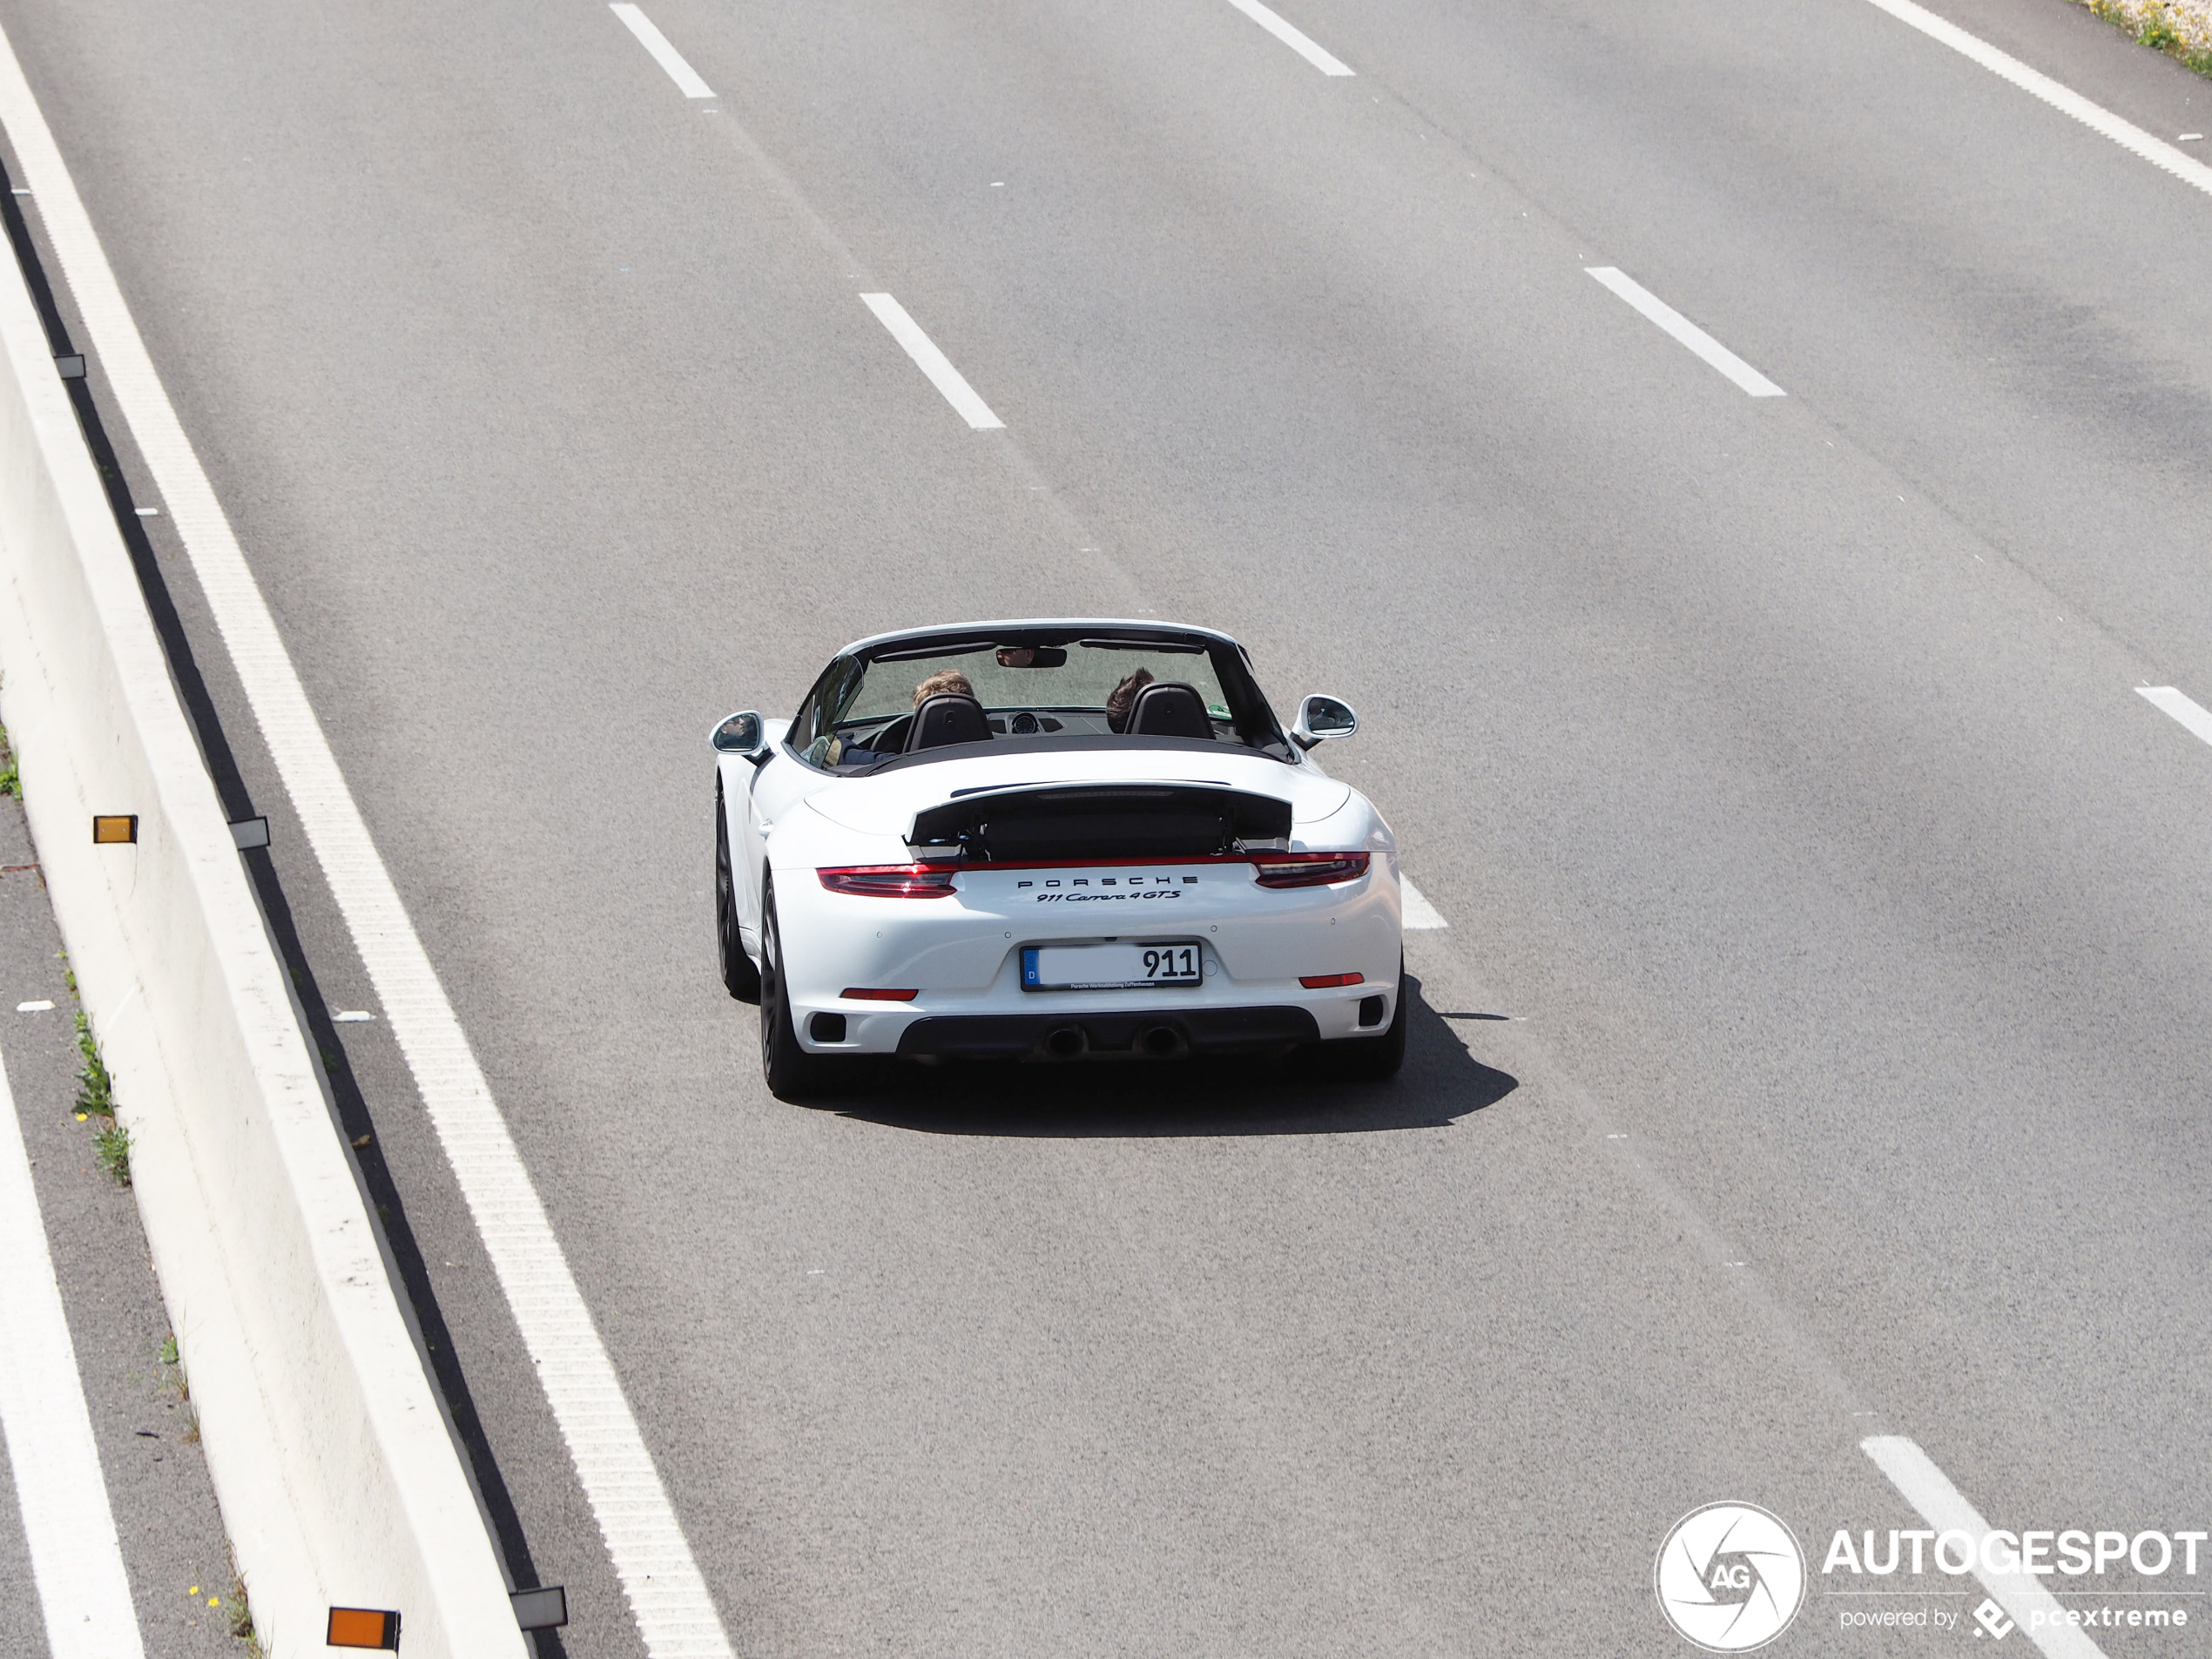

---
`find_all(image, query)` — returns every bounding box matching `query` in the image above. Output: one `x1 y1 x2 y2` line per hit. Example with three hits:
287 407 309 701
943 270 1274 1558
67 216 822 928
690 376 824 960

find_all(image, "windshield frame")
785 624 1294 772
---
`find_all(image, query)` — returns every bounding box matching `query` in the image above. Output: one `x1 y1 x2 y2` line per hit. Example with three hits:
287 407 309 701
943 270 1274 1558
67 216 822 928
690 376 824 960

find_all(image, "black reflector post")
511 1586 568 1630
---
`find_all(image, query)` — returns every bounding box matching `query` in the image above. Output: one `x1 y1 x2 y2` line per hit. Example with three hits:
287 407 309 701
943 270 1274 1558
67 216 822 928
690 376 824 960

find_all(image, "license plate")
1022 941 1203 990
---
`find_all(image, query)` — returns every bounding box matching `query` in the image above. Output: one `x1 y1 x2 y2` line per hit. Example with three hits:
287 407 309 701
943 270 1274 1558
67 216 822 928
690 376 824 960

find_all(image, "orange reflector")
92 815 138 845
840 988 919 1001
1299 972 1364 988
327 1607 401 1649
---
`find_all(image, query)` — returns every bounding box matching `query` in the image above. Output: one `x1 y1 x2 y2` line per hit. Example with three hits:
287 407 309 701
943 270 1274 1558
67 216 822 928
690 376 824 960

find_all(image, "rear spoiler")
907 784 1291 862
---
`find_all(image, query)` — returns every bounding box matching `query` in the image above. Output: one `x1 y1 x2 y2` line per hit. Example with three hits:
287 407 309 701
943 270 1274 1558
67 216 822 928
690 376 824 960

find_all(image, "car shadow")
820 973 1517 1137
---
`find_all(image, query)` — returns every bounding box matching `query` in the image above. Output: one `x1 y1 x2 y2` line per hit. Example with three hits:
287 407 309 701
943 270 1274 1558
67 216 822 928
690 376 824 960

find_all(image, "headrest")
906 693 993 752
1128 682 1214 741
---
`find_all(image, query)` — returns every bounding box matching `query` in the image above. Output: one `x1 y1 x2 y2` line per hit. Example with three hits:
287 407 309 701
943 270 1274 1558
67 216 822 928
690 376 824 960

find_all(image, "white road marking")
608 3 716 99
0 31 738 1659
132 506 157 516
0 1043 149 1659
15 1000 52 1012
1584 267 1786 397
1861 1436 2106 1658
1222 0 1356 76
1861 0 2212 199
333 1010 375 1023
1400 877 1449 930
2138 686 2212 747
859 293 1005 428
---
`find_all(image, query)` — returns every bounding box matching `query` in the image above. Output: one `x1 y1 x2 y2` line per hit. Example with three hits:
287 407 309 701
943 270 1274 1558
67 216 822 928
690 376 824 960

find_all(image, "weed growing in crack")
94 1118 132 1186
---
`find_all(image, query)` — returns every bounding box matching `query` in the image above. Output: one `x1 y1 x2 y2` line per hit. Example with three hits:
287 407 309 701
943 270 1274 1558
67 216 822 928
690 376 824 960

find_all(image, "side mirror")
709 710 771 762
1290 693 1358 751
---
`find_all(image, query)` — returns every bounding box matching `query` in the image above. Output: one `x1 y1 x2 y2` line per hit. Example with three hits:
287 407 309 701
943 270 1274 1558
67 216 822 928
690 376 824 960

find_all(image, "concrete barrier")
0 163 528 1659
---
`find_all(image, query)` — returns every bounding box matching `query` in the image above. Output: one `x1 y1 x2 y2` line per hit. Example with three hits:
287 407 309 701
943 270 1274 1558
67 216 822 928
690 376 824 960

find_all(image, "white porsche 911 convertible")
711 621 1405 1099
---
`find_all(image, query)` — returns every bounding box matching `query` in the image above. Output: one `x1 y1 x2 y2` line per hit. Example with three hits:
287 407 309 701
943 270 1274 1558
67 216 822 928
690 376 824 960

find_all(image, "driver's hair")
914 668 975 708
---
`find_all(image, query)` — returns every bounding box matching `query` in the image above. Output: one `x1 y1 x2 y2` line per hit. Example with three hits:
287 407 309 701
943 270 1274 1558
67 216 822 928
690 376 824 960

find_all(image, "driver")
827 669 979 766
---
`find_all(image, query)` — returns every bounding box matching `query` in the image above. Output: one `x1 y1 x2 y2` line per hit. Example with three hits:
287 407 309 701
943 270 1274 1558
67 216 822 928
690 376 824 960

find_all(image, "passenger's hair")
913 669 976 709
1105 668 1155 733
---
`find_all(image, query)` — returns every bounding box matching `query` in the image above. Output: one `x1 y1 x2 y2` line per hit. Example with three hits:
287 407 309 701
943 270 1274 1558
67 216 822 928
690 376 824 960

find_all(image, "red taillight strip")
1299 972 1365 988
817 863 961 899
1251 852 1371 888
840 988 919 1001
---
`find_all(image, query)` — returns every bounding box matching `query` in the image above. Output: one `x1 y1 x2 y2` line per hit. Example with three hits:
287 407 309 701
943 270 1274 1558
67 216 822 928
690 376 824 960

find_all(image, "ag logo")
1655 1502 1806 1652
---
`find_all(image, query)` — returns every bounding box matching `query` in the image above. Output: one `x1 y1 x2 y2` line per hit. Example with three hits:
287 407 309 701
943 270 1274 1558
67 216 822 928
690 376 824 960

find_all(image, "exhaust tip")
1043 1025 1088 1060
1138 1024 1187 1059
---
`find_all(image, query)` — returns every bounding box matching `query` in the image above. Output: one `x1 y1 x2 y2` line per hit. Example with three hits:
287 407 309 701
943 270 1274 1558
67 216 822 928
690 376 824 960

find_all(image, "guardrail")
0 176 527 1657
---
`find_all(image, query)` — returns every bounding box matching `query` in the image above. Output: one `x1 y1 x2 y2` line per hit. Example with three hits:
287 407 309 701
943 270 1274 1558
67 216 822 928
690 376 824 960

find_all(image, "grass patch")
0 720 17 799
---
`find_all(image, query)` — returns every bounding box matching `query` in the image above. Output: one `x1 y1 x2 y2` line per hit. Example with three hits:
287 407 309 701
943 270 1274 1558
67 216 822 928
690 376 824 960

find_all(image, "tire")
1317 958 1407 1082
716 781 760 1002
759 884 840 1101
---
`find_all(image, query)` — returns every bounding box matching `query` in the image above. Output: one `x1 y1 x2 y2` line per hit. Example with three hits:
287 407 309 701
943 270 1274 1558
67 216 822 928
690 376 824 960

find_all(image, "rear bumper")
894 1004 1319 1062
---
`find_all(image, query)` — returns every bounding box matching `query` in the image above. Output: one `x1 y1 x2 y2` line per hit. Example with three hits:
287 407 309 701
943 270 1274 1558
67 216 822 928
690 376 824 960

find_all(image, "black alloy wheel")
715 780 761 1002
759 883 840 1101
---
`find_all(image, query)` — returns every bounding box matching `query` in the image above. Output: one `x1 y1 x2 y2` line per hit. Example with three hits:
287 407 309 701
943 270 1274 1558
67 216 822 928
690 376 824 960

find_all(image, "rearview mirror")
1290 694 1358 750
709 710 769 761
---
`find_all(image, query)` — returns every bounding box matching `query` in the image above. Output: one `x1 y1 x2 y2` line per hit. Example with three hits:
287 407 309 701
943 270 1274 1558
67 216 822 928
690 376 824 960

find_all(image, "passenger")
1105 668 1154 733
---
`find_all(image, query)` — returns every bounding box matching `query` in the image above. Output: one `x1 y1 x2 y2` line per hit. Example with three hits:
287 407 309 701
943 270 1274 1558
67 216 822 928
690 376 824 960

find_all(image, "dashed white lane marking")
860 293 1005 428
609 3 716 99
0 1043 148 1659
1222 0 1356 76
15 1000 52 1012
1861 1437 2106 1658
0 30 738 1659
1861 0 2212 199
333 1010 375 1023
132 506 157 516
2138 686 2212 748
1400 877 1448 930
1583 267 1786 397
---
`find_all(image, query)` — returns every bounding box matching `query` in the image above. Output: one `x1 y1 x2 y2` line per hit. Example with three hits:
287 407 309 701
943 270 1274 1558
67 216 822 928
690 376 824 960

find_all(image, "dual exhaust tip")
1042 1023 1187 1061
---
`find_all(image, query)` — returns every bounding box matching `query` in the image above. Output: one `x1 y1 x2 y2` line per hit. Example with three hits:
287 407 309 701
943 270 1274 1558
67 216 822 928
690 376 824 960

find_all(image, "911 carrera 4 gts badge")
1033 889 1183 902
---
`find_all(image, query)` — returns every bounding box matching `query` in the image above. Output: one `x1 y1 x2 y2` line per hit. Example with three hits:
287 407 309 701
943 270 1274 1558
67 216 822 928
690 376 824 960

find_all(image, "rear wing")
907 784 1291 863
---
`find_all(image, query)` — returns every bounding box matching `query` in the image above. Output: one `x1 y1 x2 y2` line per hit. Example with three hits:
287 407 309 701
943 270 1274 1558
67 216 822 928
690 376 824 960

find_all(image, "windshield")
787 630 1290 771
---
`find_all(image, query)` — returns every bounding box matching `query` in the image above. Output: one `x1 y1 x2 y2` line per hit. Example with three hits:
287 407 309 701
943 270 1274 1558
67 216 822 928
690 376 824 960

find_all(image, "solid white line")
609 3 716 99
0 1044 149 1659
859 293 1005 428
1861 1437 2105 1658
1400 877 1449 930
1860 0 2212 199
2137 686 2212 748
1584 267 1786 397
0 33 737 1659
1221 0 1356 76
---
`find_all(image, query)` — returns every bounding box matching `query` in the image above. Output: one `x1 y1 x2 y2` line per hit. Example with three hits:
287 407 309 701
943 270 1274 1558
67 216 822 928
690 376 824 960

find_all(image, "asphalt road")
1 0 2209 1652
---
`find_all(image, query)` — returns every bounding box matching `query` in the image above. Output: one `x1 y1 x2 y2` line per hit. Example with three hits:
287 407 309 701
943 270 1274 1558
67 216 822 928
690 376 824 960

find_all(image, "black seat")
906 693 993 752
1128 681 1214 740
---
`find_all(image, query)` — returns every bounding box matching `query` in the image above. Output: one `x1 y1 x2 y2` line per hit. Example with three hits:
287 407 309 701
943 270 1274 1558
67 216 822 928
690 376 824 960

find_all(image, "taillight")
1299 972 1364 988
1251 852 1370 888
817 863 961 899
841 988 919 1001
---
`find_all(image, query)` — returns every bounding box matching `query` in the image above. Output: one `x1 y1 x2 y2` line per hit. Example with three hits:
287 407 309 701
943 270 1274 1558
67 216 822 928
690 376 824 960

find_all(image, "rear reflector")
818 863 961 898
1251 852 1370 888
840 988 919 1001
327 1608 401 1650
1299 972 1364 988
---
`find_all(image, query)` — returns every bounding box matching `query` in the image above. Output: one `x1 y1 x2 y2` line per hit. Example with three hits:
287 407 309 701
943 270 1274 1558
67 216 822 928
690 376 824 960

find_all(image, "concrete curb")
0 110 528 1659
